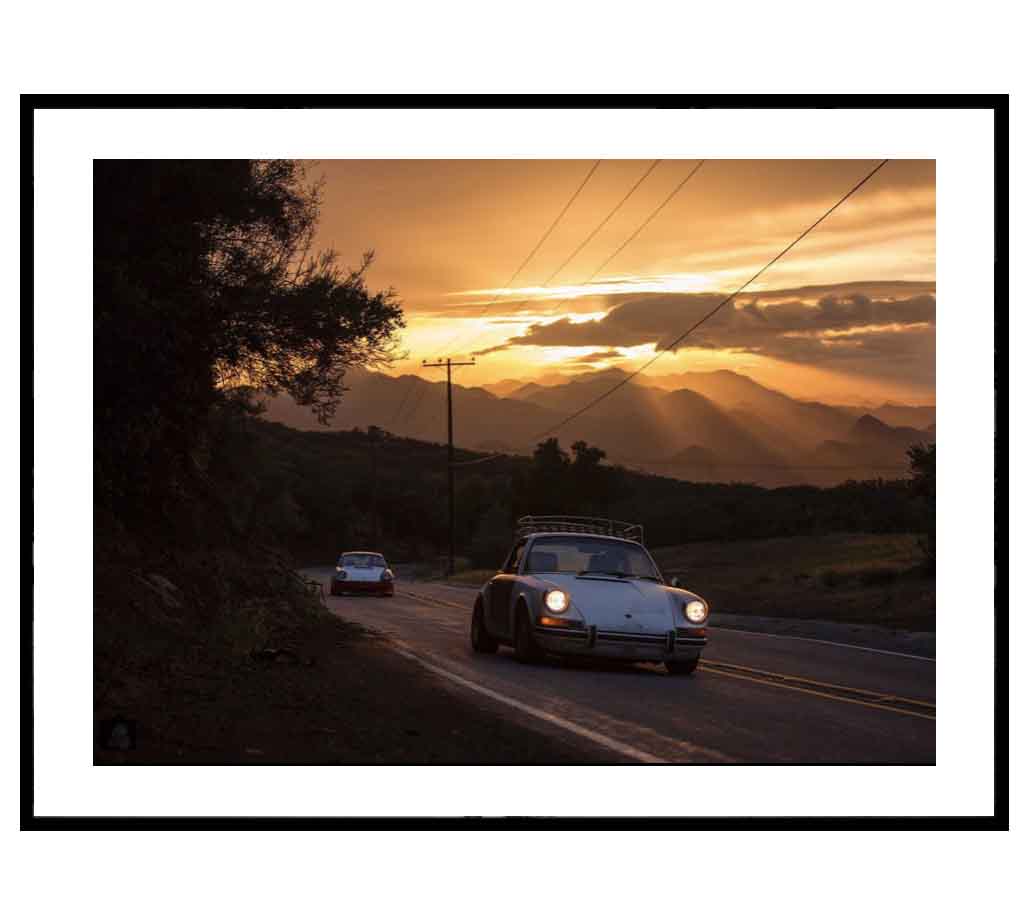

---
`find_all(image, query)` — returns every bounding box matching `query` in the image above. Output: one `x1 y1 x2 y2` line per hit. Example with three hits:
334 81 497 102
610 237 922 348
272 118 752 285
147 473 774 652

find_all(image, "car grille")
597 630 669 646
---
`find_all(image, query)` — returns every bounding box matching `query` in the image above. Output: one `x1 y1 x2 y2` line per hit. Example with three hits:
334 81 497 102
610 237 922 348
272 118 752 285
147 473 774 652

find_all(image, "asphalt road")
305 569 935 764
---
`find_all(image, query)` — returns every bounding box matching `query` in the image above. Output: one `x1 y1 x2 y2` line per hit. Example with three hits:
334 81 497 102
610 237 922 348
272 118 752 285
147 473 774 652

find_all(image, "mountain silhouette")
260 367 933 486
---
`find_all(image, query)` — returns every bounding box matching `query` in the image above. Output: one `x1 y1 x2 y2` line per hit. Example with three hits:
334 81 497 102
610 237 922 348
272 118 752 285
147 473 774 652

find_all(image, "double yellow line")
701 659 935 721
396 588 468 610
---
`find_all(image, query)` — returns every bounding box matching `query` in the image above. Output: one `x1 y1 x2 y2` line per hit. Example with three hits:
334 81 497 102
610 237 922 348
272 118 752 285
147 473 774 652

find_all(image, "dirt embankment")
96 574 610 765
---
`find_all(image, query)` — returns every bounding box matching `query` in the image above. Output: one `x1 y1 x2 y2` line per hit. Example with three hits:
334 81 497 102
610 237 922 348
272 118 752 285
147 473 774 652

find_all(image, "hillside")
263 367 934 487
238 419 933 571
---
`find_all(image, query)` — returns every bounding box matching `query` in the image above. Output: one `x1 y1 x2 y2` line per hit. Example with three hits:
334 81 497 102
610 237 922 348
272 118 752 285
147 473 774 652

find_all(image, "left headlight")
544 589 570 613
684 599 708 624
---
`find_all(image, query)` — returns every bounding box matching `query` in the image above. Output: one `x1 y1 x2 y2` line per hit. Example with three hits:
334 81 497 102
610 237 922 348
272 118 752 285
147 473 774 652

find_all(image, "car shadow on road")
499 650 671 679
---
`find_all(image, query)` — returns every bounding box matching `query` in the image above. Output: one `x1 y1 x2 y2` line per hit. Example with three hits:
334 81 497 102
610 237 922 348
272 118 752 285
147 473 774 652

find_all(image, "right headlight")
684 599 708 624
544 589 570 613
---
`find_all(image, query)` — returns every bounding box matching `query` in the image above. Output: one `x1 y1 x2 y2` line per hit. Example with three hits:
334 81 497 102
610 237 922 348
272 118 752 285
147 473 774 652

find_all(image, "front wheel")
666 657 700 676
513 611 543 664
471 604 499 653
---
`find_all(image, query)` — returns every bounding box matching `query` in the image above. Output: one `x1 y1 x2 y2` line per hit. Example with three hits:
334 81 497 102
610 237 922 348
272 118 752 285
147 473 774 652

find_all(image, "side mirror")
670 576 681 588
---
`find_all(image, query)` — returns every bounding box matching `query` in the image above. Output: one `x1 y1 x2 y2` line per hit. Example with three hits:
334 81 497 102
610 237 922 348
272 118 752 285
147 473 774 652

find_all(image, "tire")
513 608 542 664
666 656 699 676
471 603 499 653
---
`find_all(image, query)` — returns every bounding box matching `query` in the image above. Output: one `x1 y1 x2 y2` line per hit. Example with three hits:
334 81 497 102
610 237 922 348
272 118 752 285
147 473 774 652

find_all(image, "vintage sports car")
330 551 395 597
470 517 709 675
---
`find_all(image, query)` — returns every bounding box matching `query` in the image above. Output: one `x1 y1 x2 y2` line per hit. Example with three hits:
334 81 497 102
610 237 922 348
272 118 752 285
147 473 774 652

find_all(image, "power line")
390 160 601 432
448 160 708 469
529 159 706 322
460 160 664 345
388 374 422 426
400 161 682 435
529 160 662 293
442 160 663 363
429 159 603 362
392 375 431 427
531 159 890 441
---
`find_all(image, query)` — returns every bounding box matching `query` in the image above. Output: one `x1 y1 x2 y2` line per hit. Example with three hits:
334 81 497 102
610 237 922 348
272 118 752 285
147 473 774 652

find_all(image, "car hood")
533 573 679 631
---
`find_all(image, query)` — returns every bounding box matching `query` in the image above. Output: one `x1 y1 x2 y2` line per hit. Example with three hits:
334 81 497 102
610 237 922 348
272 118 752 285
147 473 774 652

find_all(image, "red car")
330 552 395 597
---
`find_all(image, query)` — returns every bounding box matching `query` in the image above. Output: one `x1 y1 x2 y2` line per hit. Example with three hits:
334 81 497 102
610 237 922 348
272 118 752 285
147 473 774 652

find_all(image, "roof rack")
516 515 645 545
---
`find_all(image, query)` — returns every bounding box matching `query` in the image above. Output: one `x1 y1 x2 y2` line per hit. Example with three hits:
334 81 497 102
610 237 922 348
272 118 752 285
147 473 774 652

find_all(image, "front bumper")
533 624 706 662
331 579 394 595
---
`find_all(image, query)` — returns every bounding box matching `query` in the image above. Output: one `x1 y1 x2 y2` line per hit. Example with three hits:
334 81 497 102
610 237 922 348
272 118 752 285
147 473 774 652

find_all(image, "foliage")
237 422 936 568
94 159 404 517
907 441 936 570
510 438 628 518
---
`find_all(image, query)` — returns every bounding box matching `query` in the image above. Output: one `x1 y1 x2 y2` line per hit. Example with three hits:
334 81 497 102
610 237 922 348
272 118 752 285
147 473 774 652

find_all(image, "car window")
523 537 659 579
502 540 526 573
341 553 385 567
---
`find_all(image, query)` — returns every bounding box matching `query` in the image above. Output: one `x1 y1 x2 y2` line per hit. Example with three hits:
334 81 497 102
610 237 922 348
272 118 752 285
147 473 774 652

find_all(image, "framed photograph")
25 97 1006 829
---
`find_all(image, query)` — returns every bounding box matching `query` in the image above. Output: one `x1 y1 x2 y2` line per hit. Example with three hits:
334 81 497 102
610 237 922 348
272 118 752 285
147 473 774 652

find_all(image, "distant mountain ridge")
261 366 934 486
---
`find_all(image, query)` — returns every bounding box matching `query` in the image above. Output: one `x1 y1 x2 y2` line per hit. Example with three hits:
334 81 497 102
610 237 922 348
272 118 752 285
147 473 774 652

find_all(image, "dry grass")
652 533 934 630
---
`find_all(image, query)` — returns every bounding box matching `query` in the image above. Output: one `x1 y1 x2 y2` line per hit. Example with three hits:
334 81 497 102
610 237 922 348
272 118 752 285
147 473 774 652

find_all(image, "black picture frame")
22 94 1007 830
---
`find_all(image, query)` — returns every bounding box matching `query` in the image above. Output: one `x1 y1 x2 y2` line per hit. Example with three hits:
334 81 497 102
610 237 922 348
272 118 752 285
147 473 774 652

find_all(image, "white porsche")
470 517 709 675
329 551 395 597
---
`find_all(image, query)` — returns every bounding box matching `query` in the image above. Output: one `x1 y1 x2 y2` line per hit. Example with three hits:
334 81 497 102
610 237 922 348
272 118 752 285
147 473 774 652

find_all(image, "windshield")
523 536 660 580
341 553 385 568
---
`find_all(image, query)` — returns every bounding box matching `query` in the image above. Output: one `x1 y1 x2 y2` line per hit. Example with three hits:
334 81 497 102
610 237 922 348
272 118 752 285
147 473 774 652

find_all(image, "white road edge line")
710 627 935 661
387 640 668 764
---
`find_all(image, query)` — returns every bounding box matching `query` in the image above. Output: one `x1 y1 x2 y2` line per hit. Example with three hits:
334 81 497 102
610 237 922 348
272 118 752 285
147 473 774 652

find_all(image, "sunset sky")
310 159 935 405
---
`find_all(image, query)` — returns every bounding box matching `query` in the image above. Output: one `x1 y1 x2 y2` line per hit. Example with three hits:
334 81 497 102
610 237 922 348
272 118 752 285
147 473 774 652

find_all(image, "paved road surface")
305 569 935 764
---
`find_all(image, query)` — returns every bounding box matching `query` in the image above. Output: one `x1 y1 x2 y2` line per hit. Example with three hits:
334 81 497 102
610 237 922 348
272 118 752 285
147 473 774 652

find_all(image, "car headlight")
684 600 708 624
380 569 394 582
544 589 570 613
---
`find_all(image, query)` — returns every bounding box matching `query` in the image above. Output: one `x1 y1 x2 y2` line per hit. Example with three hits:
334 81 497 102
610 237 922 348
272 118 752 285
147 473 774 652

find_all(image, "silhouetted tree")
94 160 404 514
569 440 627 514
523 438 572 513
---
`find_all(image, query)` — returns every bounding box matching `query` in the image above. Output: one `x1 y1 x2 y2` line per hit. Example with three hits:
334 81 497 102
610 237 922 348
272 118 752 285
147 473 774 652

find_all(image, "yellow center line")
702 659 935 710
396 589 468 610
700 665 935 721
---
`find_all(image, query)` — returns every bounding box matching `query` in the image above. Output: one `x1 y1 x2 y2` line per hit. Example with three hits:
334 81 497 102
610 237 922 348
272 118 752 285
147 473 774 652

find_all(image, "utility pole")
422 357 475 576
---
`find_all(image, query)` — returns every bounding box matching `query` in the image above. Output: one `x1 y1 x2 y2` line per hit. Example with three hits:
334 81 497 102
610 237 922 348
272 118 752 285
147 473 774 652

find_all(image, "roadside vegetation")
243 420 935 571
653 532 934 630
93 160 405 757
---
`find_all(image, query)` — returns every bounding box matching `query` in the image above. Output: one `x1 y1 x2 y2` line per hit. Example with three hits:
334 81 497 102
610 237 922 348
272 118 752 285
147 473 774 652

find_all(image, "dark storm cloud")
476 287 936 368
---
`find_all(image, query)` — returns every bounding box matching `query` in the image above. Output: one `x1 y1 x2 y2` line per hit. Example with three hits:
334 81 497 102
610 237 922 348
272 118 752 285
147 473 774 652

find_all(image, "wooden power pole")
422 357 475 576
